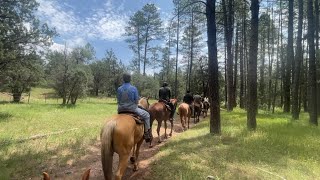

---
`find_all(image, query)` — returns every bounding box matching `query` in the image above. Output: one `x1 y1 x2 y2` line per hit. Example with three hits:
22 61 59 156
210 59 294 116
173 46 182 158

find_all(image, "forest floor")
46 115 201 180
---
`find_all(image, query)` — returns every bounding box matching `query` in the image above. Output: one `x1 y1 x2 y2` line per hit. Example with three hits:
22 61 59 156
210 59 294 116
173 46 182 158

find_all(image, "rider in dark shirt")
183 90 194 113
159 82 175 121
183 90 194 104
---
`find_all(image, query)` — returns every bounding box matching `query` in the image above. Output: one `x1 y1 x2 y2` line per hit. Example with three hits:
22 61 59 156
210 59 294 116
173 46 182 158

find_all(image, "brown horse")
193 102 202 123
177 103 192 130
100 97 149 180
43 169 90 180
202 100 210 118
149 99 178 146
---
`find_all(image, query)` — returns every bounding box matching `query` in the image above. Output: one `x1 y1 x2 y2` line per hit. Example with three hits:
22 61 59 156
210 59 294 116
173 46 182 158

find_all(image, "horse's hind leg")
169 119 173 136
164 120 168 139
133 138 144 171
115 153 130 180
130 145 136 164
157 121 162 143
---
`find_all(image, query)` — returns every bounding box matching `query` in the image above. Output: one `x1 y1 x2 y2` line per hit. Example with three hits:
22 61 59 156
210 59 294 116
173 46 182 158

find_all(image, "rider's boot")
144 129 152 143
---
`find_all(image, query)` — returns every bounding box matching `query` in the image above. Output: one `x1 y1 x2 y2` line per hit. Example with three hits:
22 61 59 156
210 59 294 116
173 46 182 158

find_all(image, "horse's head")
43 169 90 180
139 97 150 109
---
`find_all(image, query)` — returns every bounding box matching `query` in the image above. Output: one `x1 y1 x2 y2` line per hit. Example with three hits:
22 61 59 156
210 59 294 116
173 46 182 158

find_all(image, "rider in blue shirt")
117 73 152 142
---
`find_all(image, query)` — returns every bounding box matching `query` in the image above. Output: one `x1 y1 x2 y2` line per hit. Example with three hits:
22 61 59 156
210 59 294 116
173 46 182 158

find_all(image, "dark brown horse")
149 99 178 146
100 97 149 180
193 102 202 123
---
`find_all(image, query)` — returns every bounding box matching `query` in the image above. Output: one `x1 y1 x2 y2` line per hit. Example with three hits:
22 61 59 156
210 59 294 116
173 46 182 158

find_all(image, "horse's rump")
178 103 191 116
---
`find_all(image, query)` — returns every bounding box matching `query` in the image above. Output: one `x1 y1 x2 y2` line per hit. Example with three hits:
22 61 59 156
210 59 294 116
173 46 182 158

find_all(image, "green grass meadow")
148 109 320 180
1 88 320 179
0 88 117 179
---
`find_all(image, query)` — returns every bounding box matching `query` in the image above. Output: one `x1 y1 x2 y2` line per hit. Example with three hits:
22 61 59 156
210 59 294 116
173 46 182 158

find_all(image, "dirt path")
49 116 204 180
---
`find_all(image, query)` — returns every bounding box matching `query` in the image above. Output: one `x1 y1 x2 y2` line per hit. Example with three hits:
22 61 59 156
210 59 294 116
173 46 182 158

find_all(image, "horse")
177 103 192 130
202 99 210 118
100 97 150 180
43 169 90 180
149 99 178 146
193 95 203 123
193 102 202 123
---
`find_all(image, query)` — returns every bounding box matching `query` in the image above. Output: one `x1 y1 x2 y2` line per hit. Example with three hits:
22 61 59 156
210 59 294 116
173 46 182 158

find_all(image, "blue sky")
37 0 174 65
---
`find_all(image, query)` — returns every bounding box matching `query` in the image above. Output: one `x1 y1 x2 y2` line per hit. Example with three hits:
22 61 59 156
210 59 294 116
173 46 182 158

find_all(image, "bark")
247 0 259 130
267 7 273 111
308 0 318 125
233 23 239 108
206 0 221 134
222 0 234 111
284 0 294 112
292 0 303 120
259 37 266 105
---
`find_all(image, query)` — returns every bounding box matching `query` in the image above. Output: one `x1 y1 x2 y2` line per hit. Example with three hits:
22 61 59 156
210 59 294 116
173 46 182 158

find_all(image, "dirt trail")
48 116 203 180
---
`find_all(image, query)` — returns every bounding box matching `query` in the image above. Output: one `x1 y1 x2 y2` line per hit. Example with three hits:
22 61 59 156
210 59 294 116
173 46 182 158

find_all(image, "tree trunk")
222 0 234 111
175 5 180 98
233 23 239 108
259 37 266 105
267 7 273 111
284 0 294 113
206 0 221 134
247 0 259 130
292 0 303 120
308 0 318 125
12 90 22 103
143 26 149 76
239 19 244 108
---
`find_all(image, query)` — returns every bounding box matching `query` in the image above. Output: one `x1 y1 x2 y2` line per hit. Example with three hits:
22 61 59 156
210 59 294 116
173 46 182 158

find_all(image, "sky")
36 0 174 65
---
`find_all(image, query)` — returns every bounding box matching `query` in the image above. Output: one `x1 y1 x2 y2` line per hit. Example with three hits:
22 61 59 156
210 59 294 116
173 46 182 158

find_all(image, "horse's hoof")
149 145 153 148
169 133 172 136
130 157 135 163
158 140 162 143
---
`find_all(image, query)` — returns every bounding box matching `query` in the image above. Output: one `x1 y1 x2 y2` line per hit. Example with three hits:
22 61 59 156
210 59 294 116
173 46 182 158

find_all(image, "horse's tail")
101 120 117 180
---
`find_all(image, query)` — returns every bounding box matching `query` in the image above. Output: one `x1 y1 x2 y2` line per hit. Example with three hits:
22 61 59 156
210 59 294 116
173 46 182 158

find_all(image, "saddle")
158 99 172 111
118 111 144 124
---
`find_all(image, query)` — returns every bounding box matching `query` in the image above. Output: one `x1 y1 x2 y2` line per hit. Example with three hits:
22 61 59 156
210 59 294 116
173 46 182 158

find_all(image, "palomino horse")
100 97 149 180
149 99 178 146
177 103 192 130
43 169 90 180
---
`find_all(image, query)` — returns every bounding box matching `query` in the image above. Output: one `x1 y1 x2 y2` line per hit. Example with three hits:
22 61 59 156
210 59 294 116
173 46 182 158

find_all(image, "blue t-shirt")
117 83 139 112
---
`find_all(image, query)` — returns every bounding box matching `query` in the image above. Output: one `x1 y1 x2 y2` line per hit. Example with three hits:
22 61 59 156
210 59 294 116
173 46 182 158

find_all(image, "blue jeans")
134 107 150 132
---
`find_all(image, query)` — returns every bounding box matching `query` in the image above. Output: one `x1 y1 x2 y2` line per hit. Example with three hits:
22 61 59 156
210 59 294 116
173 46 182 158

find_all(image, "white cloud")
36 0 129 44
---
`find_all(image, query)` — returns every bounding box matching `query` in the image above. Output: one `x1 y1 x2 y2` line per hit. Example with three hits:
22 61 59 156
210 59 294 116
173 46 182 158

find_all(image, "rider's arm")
133 87 139 104
116 87 121 103
168 89 171 99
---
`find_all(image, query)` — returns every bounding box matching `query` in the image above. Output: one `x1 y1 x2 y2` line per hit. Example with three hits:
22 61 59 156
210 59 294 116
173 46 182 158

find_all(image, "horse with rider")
100 73 210 179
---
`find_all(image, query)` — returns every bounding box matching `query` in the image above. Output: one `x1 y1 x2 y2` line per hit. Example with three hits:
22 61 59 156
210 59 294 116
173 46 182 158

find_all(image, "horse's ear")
82 169 91 180
43 172 50 180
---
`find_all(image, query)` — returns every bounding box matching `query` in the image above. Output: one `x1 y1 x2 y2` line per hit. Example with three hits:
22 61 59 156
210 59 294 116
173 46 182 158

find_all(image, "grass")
148 109 320 180
0 88 118 179
1 88 320 179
